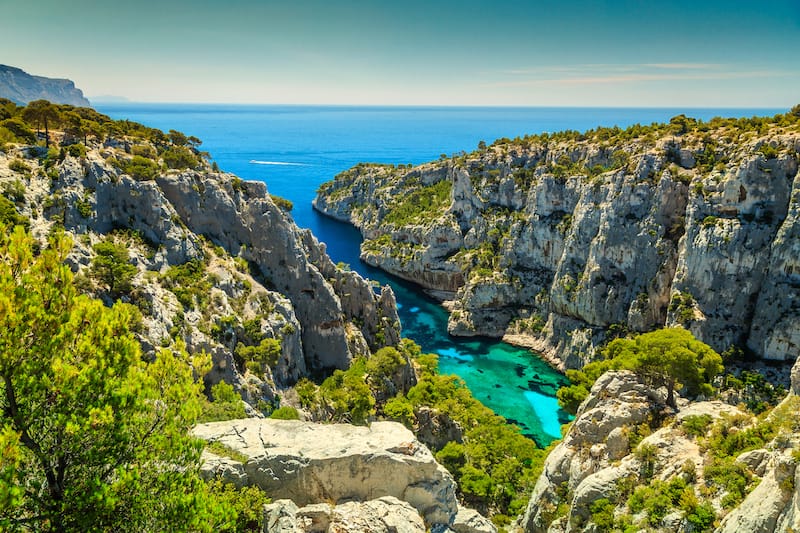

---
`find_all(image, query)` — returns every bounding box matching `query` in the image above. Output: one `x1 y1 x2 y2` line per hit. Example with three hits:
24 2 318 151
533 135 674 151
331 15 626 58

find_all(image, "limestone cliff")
314 110 800 368
0 132 401 408
0 64 91 106
519 365 800 532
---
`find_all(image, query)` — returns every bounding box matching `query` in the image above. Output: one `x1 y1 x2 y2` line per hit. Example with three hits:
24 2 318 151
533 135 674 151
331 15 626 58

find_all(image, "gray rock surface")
0 143 403 407
0 64 91 106
718 451 797 533
449 506 498 533
518 371 762 533
263 497 427 533
194 419 459 525
315 127 800 367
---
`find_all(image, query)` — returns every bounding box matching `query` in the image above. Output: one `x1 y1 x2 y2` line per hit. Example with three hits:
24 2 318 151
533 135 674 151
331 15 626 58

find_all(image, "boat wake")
249 160 307 166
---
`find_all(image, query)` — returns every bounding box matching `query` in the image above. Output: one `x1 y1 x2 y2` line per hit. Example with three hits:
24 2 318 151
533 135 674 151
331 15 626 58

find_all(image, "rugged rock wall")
0 64 91 106
314 116 800 368
0 140 401 405
519 370 800 532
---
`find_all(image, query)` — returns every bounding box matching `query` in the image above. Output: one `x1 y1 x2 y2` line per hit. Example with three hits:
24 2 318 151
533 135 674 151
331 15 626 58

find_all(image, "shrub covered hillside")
0 99 406 530
314 106 800 370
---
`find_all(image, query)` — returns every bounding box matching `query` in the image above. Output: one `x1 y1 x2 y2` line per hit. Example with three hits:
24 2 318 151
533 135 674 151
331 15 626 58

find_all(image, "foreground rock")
195 419 459 525
263 497 426 533
519 370 800 532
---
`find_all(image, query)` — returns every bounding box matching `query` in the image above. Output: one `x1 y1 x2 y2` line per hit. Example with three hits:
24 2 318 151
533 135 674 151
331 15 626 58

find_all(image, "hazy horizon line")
88 100 790 111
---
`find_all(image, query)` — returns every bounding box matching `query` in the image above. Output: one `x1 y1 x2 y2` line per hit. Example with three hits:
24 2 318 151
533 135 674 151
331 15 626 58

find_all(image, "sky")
2 0 798 107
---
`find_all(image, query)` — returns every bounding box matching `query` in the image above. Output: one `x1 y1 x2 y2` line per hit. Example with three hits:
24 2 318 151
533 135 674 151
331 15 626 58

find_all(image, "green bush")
382 179 451 226
90 240 137 297
758 143 779 159
199 381 247 423
161 259 214 309
704 457 751 507
0 118 36 144
235 338 281 370
2 179 26 203
67 143 87 158
123 155 160 180
270 194 293 211
76 195 93 218
681 414 713 438
8 159 31 174
318 359 375 424
295 378 318 408
269 406 300 420
162 146 199 169
383 395 415 427
0 196 29 230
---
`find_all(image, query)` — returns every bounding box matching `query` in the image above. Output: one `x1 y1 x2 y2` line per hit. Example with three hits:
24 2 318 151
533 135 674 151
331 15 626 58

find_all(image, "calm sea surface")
97 104 781 445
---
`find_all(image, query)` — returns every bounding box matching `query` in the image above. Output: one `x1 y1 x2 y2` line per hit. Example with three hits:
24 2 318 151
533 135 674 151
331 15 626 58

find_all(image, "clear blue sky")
3 0 798 106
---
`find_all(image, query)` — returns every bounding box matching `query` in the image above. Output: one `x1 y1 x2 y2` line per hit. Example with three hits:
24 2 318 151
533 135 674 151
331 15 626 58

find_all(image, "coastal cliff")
0 125 401 406
314 109 800 368
0 64 91 106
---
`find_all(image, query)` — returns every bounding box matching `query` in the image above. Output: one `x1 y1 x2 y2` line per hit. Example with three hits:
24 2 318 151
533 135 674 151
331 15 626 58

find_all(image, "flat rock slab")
194 419 458 525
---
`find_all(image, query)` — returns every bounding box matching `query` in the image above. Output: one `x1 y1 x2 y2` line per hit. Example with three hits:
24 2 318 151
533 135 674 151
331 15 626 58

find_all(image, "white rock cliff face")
314 128 800 368
194 419 459 526
0 145 402 403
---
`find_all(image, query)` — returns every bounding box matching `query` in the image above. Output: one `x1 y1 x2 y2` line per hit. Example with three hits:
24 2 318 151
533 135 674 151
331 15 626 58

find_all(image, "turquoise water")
96 104 780 446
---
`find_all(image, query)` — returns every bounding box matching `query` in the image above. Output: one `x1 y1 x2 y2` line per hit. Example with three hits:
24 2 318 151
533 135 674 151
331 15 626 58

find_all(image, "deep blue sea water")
96 104 782 446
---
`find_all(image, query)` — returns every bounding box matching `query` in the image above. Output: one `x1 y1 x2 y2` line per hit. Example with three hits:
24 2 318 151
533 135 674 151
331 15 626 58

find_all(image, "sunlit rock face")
315 126 800 368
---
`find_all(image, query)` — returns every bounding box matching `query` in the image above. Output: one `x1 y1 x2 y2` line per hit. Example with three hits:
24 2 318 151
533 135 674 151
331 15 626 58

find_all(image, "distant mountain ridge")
0 64 90 106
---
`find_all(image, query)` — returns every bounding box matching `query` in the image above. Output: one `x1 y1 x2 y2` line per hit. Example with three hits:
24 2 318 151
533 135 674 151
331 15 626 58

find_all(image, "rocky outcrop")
314 115 800 368
194 419 459 526
0 137 402 407
155 170 399 372
263 497 426 533
520 371 668 531
0 64 91 106
518 368 800 532
448 507 498 533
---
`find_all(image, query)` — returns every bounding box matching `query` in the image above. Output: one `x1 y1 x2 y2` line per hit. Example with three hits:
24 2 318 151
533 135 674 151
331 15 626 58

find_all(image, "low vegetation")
0 226 267 531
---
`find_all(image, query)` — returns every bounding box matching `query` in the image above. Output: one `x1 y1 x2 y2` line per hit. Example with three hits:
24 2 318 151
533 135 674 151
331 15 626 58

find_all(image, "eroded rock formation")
315 117 800 368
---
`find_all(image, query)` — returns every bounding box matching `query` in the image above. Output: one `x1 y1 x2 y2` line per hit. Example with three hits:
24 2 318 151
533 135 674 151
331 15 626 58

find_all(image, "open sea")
96 104 782 446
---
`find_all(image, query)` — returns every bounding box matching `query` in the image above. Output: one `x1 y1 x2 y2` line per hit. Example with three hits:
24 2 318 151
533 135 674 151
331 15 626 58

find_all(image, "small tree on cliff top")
609 327 723 408
558 328 723 413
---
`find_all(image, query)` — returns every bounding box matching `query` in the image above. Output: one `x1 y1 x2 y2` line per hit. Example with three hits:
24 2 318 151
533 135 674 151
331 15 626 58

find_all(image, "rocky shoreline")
314 113 800 370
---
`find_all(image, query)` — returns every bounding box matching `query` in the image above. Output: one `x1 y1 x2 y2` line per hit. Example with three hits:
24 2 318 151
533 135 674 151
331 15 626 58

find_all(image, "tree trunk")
666 378 676 409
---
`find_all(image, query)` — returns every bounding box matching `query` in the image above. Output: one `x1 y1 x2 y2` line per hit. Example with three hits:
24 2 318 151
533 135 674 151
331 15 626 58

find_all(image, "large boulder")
263 497 426 533
194 419 458 525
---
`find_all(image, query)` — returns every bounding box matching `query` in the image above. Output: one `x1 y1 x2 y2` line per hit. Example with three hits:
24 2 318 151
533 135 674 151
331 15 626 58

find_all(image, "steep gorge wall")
314 116 800 368
0 142 401 405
